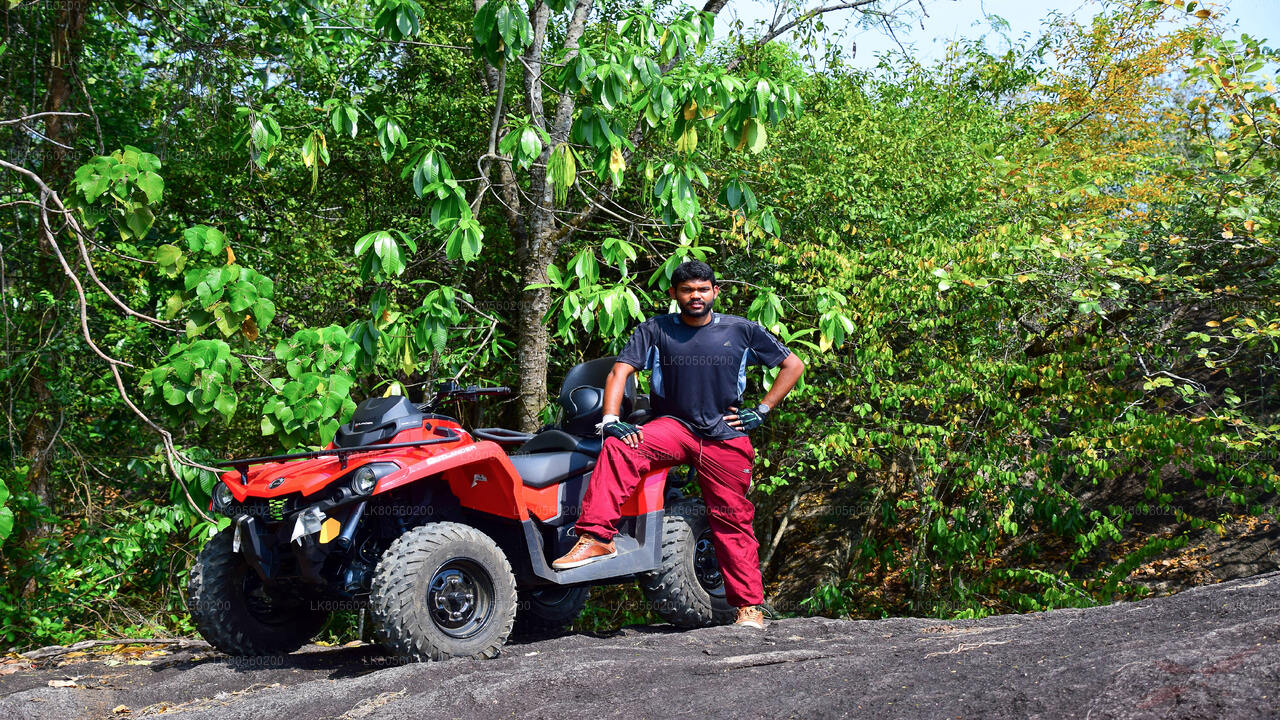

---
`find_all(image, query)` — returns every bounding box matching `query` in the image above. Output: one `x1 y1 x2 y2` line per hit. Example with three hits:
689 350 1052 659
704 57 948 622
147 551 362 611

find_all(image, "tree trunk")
515 238 555 431
12 0 88 542
42 0 88 181
16 370 57 541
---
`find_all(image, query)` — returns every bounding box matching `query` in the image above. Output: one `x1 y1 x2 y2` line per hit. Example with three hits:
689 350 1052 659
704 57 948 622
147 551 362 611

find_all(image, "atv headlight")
213 482 234 511
349 462 397 496
352 465 378 495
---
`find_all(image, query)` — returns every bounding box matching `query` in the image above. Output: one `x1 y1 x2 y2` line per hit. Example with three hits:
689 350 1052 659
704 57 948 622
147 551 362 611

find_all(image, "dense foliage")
0 0 1275 647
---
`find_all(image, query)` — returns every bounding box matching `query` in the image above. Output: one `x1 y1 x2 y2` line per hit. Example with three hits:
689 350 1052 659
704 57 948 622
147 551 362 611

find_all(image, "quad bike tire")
638 499 737 627
512 585 590 637
370 522 518 661
187 527 329 656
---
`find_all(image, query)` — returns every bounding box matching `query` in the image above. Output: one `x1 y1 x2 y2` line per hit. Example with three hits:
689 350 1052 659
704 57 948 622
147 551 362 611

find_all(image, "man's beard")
678 297 714 318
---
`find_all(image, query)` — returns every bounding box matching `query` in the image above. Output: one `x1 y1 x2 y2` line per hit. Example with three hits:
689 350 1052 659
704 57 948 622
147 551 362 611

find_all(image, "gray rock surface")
3 572 1279 719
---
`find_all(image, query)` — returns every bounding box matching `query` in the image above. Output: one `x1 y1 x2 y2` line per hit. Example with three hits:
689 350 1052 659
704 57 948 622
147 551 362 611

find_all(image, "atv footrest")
521 510 664 585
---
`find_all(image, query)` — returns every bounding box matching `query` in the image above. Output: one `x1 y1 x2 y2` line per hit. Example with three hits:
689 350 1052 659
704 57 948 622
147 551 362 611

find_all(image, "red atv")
187 357 733 661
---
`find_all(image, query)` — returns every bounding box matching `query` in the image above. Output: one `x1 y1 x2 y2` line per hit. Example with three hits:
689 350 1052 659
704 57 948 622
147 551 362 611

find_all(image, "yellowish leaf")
675 126 697 153
682 99 697 120
242 315 259 342
226 246 236 265
609 147 626 174
1195 9 1211 18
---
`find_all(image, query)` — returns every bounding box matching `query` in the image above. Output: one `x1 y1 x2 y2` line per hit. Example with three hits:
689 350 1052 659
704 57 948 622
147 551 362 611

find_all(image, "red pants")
576 417 763 607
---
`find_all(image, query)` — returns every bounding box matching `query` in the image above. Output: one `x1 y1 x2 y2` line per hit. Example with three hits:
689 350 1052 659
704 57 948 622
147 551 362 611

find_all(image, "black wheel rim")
693 530 726 600
427 558 495 639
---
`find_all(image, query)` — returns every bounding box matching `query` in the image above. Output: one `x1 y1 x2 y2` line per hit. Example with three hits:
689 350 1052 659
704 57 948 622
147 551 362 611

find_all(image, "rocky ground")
2 571 1278 720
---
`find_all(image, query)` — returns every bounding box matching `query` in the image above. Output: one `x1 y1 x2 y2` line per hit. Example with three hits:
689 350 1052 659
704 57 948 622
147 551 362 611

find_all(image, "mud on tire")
369 522 518 661
186 527 329 656
638 499 737 627
512 585 589 637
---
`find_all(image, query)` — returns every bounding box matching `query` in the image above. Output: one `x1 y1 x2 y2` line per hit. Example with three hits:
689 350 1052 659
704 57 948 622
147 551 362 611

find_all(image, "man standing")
551 261 805 630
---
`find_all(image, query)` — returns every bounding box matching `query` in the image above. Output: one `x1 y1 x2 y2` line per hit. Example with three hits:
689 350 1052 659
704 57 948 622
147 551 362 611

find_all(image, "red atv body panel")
218 417 666 524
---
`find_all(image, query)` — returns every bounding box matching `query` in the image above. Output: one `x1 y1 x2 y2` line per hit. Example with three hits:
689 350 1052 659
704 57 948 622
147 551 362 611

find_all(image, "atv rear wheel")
512 585 589 636
638 499 736 627
369 522 517 661
187 527 329 656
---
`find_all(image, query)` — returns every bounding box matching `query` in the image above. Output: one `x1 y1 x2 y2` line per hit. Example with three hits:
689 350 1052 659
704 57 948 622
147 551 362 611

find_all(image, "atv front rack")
216 425 461 485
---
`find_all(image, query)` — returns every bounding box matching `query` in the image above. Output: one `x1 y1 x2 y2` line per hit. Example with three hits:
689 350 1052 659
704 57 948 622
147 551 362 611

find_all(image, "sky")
719 0 1280 69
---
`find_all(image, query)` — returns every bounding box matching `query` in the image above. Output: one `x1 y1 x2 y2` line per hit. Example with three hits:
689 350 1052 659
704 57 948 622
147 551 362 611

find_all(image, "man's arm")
759 353 804 410
601 362 643 448
601 362 637 417
725 353 804 430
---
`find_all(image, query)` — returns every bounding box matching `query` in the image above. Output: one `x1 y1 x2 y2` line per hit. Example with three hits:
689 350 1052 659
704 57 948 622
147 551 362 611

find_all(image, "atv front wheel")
512 585 589 636
369 522 518 661
187 527 329 656
638 499 736 627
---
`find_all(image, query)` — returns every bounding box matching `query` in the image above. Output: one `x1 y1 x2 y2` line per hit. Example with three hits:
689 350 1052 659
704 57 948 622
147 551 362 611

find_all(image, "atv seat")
515 429 603 457
507 451 596 489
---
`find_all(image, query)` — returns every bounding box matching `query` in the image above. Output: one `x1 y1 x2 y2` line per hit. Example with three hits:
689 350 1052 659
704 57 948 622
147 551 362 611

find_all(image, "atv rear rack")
216 425 461 485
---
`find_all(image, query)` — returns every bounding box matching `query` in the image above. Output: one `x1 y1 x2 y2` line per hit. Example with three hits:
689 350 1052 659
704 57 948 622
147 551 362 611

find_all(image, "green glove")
730 404 769 431
601 415 642 446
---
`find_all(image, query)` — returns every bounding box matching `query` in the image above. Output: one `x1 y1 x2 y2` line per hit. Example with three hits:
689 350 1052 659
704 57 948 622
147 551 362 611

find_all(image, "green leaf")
0 506 13 543
214 387 237 422
155 244 186 278
137 171 164 203
253 298 276 328
125 206 155 239
162 383 186 406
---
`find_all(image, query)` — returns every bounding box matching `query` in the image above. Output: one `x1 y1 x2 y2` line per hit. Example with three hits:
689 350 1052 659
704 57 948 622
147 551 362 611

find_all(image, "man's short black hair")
670 260 717 287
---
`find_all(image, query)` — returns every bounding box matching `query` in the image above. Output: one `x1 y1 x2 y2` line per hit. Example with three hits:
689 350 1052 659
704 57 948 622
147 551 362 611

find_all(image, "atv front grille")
224 493 302 522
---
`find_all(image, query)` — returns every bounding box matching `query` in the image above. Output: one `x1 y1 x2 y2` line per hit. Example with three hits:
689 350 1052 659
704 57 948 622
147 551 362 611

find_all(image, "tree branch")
0 158 215 522
549 0 595 143
726 0 882 70
0 111 89 126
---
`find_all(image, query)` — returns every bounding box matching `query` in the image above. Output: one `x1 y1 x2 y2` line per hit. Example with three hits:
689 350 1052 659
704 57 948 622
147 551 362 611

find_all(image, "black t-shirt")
616 312 792 440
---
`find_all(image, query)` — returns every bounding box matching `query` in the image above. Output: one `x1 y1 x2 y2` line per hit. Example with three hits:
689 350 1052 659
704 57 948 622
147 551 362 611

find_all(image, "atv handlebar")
421 381 512 411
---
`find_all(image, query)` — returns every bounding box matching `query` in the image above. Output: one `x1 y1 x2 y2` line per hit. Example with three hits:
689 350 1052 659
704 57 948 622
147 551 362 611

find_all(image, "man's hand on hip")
725 404 769 432
598 414 643 448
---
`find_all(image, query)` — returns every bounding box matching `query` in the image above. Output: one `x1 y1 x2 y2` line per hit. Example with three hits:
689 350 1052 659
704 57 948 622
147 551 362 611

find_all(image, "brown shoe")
735 605 766 629
552 532 616 570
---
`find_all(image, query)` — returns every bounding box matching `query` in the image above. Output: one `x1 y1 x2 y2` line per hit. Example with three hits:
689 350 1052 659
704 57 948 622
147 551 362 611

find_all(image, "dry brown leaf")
48 679 79 688
112 705 131 715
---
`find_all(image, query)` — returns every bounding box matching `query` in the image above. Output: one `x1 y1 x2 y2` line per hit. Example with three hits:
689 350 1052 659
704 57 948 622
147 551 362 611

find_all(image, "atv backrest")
559 356 638 437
